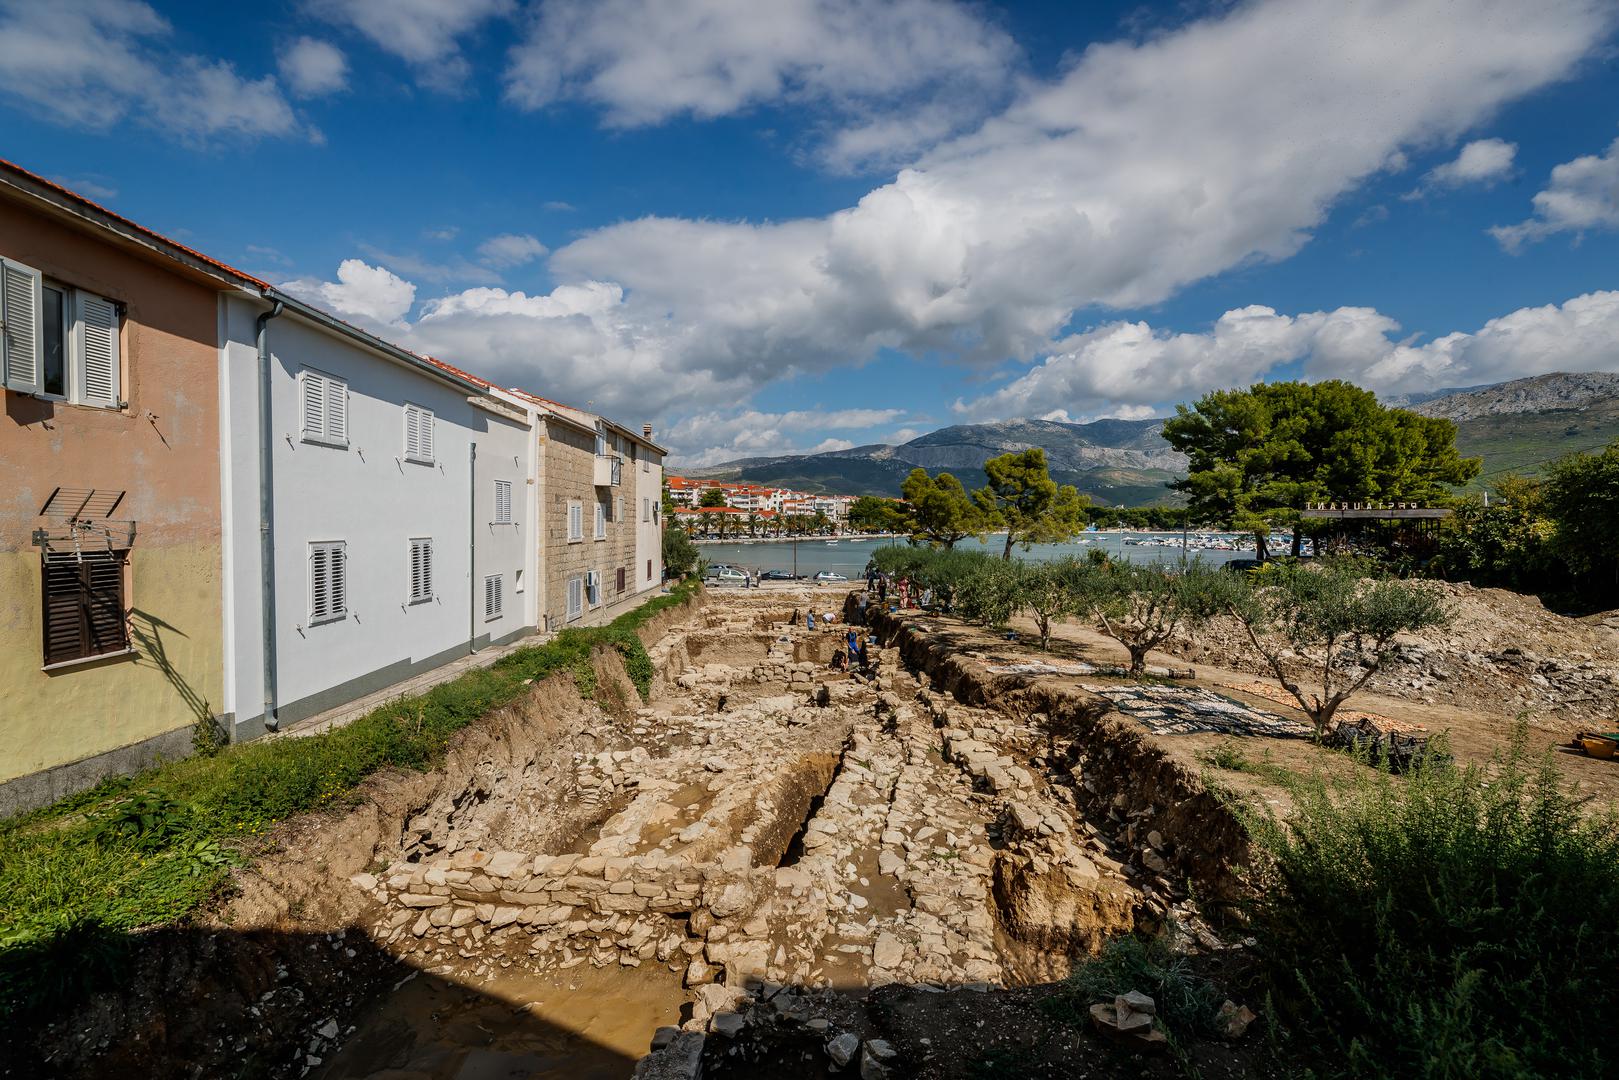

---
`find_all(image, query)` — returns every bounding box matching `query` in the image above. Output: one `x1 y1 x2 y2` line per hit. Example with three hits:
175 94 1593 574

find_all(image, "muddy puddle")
311 963 685 1079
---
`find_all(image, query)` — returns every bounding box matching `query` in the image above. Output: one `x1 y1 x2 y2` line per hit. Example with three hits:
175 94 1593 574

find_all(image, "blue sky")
4 0 1619 466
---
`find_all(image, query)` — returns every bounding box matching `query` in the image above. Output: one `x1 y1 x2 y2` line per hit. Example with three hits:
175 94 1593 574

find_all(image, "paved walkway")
268 630 555 742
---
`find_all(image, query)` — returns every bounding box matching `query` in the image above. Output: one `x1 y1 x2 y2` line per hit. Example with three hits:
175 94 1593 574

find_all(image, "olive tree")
1090 559 1237 677
1227 558 1448 737
1012 557 1091 649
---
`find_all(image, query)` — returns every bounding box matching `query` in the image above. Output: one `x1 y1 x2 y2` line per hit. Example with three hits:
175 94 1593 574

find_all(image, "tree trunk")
1128 646 1148 677
1255 530 1270 561
1291 525 1303 558
1002 531 1015 560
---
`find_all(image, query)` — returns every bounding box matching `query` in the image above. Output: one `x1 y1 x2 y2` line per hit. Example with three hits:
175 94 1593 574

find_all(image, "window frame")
299 367 349 449
567 500 584 543
594 499 607 540
308 540 348 625
11 273 123 409
484 573 503 621
403 402 434 465
494 479 513 525
40 549 130 668
567 575 584 620
408 537 433 604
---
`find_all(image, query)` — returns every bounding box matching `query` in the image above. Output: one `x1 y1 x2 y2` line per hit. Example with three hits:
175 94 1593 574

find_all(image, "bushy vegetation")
662 521 699 577
0 577 700 1022
1243 724 1619 1079
1046 930 1225 1043
1435 441 1619 611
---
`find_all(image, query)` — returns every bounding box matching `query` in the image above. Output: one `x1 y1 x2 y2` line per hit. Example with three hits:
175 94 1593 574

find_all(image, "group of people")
863 562 933 612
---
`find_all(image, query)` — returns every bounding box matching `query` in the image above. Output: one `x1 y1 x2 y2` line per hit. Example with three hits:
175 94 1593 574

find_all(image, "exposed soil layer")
22 583 1290 1079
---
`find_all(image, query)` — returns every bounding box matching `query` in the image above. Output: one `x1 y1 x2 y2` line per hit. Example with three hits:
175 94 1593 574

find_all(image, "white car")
813 571 849 583
709 566 748 584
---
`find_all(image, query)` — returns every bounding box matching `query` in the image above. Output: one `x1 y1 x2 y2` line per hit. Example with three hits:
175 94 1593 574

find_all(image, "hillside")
681 372 1619 505
686 417 1187 505
1412 372 1619 486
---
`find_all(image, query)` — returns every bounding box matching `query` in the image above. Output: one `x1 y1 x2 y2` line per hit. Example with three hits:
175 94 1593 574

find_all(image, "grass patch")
0 578 699 1022
1242 721 1619 1079
1201 741 1297 786
1043 930 1225 1043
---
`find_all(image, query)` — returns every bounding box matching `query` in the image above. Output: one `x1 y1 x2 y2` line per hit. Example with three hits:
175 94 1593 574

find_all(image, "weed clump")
1243 722 1619 1079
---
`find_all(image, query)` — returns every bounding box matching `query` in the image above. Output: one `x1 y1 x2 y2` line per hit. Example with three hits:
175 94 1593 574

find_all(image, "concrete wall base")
0 723 197 817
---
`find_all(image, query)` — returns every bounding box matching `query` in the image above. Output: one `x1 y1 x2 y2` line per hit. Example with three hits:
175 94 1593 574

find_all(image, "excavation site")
23 577 1615 1080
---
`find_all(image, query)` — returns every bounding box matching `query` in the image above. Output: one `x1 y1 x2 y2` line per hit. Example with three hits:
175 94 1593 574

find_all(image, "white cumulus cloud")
310 0 513 90
954 291 1619 421
477 233 548 268
282 259 417 327
504 0 1019 169
661 407 903 467
1407 137 1516 197
279 36 348 98
0 0 301 142
1492 135 1619 250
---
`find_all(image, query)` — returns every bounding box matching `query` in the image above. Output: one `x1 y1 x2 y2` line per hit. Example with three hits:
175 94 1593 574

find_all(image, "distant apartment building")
0 159 667 811
664 477 855 521
502 391 665 630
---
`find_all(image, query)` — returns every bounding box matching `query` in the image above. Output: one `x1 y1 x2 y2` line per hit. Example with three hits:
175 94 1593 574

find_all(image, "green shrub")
1243 723 1619 1079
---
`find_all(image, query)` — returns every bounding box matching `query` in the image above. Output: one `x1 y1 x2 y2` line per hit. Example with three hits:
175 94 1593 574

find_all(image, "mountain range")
681 372 1619 505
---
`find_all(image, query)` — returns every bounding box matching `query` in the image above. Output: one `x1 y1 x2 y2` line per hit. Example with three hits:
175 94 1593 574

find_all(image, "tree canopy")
1162 380 1480 558
847 495 910 534
697 487 728 508
901 467 992 548
973 448 1088 558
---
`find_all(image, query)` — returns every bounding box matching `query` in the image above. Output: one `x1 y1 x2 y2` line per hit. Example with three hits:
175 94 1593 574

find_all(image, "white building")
219 298 534 738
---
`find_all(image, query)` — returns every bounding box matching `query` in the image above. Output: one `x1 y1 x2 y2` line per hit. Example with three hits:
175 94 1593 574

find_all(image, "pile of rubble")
1166 580 1619 728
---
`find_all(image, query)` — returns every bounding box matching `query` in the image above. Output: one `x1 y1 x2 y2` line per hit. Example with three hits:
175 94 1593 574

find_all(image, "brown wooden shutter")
42 551 127 665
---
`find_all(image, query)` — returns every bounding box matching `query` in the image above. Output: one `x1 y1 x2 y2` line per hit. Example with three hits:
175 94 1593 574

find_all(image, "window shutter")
568 576 582 619
331 543 347 616
75 291 121 407
410 538 432 602
404 407 419 461
484 574 502 619
418 408 432 460
495 480 512 524
41 551 127 664
301 372 326 441
310 544 329 620
1 258 44 395
325 376 348 444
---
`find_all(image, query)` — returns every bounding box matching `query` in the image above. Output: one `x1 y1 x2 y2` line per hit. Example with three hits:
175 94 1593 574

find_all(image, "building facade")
0 159 667 811
0 167 238 811
218 300 535 738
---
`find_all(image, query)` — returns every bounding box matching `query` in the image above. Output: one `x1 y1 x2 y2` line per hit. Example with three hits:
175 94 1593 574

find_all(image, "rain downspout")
469 441 478 654
256 300 284 731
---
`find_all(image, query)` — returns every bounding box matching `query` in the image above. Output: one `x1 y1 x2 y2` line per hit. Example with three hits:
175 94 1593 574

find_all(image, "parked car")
813 571 849 583
708 566 748 584
759 569 799 581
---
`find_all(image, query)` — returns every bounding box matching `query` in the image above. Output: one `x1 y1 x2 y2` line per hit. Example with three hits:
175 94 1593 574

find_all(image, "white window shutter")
331 543 347 615
419 409 432 460
301 372 326 440
1 259 44 395
326 376 348 444
75 291 121 407
310 544 329 620
404 407 419 460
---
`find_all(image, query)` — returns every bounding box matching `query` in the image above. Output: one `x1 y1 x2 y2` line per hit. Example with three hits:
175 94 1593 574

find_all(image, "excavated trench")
25 586 1247 1080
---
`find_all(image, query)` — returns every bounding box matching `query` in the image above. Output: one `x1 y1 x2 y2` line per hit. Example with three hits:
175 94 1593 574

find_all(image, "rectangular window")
642 497 650 522
309 541 347 624
594 430 607 456
494 479 513 524
484 573 503 620
595 500 607 540
300 369 348 447
567 575 583 620
586 569 601 607
567 500 583 542
647 558 653 581
2 259 124 408
41 550 128 666
514 568 524 593
614 495 623 523
404 403 434 463
409 537 433 603
616 566 626 593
